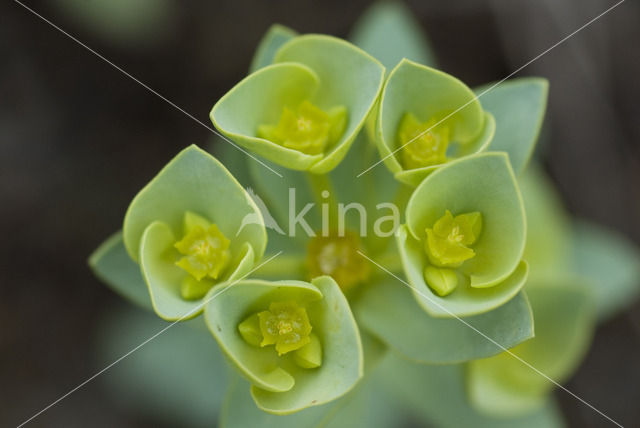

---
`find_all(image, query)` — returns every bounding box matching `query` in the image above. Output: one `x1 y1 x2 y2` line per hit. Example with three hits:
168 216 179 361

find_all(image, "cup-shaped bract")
466 279 595 416
397 153 527 317
376 59 495 187
211 35 385 174
204 276 363 414
123 145 267 321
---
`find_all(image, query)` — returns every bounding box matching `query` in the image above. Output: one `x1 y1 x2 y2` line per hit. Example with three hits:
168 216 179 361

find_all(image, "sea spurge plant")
90 3 640 427
397 152 527 316
205 276 362 414
115 145 267 320
376 59 495 187
210 35 385 173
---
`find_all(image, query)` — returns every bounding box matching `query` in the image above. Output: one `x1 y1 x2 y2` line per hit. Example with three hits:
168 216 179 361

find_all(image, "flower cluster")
90 3 640 427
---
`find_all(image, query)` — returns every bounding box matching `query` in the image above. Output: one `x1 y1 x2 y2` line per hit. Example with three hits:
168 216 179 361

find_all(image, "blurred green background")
2 0 639 426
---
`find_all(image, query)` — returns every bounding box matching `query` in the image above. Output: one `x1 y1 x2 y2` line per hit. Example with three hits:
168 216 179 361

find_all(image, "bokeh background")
2 0 639 426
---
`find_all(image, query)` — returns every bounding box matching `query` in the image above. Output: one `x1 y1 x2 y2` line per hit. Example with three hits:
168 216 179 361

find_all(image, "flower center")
238 300 323 368
448 225 464 243
258 100 348 155
173 211 231 300
305 232 370 291
425 210 482 267
423 210 483 297
397 113 450 169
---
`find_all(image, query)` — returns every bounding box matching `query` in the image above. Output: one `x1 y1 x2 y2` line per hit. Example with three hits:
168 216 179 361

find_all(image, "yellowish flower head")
258 100 347 155
398 113 450 169
258 301 313 355
306 232 370 291
173 212 231 300
425 210 483 268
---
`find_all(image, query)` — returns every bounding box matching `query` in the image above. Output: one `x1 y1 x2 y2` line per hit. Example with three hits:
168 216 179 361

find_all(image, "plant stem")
306 172 338 231
253 253 306 278
374 251 404 273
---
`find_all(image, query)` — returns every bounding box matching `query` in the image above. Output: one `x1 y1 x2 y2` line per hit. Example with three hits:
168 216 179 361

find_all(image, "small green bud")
180 276 215 301
238 313 263 347
423 265 458 297
293 333 322 368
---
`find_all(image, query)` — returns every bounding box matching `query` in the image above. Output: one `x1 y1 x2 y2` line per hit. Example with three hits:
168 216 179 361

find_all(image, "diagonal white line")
13 0 283 178
16 251 283 428
357 250 623 427
356 0 625 178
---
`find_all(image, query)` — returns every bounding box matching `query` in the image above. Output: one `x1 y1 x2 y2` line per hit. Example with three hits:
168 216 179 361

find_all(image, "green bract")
121 145 267 321
355 279 534 364
571 220 640 320
376 59 495 187
349 1 437 69
211 35 385 173
89 231 152 310
519 166 573 279
467 278 595 416
204 276 363 414
378 353 565 428
398 153 527 317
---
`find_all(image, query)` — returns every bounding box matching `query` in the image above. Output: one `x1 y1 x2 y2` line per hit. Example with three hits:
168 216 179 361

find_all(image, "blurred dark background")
2 0 639 426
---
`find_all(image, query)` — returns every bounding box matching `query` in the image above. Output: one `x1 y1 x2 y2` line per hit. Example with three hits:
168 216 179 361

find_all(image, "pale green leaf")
355 279 533 363
208 134 252 189
571 220 640 320
349 1 437 69
377 353 566 428
96 305 229 428
474 78 548 174
519 165 572 278
89 231 152 310
250 24 298 73
467 280 595 416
